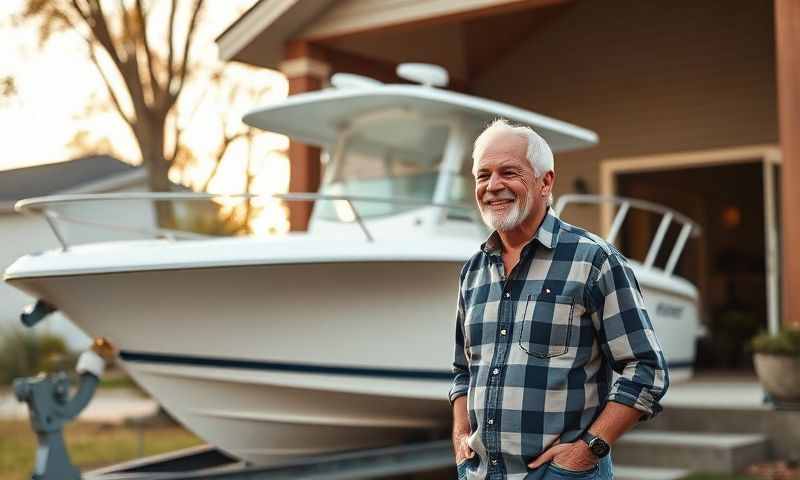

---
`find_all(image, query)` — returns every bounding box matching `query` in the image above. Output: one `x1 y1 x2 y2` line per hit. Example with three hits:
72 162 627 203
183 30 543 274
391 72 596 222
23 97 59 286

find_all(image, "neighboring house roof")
0 155 146 213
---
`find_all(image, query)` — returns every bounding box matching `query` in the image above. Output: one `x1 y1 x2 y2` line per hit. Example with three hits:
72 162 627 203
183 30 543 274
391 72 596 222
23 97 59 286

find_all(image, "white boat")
3 65 699 466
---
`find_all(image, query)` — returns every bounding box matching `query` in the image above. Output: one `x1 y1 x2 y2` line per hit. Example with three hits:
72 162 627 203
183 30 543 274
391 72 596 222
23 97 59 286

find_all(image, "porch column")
280 43 331 231
775 0 800 329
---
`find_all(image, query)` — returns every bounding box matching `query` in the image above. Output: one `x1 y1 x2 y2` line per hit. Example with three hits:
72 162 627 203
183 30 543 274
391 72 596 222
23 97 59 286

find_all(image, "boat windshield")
315 116 471 220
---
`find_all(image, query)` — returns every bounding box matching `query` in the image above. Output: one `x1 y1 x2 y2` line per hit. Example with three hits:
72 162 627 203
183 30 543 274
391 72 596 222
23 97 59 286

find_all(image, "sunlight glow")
0 0 293 236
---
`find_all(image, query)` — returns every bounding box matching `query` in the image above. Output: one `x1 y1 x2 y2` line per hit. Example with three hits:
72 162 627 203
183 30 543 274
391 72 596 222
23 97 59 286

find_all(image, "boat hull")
8 259 697 464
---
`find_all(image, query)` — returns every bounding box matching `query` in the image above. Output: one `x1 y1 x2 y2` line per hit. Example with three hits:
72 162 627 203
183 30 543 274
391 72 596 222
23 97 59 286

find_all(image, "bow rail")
15 192 475 250
554 194 701 276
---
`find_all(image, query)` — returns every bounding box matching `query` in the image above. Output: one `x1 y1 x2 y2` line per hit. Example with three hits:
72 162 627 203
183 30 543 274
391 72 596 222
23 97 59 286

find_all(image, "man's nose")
486 172 503 191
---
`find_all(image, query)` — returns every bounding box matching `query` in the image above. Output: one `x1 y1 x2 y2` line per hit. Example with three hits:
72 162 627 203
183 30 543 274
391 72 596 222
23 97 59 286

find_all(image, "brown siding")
472 0 778 230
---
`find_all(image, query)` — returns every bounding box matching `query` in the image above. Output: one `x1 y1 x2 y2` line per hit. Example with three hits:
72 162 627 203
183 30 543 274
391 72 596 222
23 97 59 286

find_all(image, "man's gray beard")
479 193 533 232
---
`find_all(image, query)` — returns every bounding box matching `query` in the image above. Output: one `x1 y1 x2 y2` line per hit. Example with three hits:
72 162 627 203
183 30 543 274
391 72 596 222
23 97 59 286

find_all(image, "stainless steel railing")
15 192 475 250
554 194 701 275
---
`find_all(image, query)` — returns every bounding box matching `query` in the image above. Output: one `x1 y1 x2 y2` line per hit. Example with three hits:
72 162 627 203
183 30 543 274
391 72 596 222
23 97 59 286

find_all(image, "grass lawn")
0 420 202 480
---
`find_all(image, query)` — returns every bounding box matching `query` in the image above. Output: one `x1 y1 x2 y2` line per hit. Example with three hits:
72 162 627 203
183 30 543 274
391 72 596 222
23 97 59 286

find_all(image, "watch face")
589 438 610 457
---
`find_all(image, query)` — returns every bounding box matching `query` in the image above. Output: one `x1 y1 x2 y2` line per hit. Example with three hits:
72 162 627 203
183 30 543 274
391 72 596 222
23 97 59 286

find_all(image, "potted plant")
751 329 800 408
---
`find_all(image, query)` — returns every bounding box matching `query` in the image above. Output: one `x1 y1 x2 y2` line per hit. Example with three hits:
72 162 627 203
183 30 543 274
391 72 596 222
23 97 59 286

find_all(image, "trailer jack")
14 339 110 480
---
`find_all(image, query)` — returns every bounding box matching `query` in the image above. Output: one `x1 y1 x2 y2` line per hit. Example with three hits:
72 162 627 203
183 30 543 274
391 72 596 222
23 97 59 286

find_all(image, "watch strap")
580 431 610 458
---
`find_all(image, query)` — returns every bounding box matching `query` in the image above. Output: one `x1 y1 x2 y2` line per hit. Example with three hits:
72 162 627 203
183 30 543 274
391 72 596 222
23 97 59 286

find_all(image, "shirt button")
504 292 510 298
500 329 507 336
488 418 494 425
492 368 500 375
491 459 498 465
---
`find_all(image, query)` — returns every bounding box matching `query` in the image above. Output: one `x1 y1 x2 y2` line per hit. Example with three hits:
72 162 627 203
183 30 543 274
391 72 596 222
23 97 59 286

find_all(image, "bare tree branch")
46 1 135 128
69 0 91 23
168 77 212 163
134 0 162 104
164 0 178 99
90 0 152 122
241 129 257 233
52 2 93 43
118 0 132 46
83 0 122 67
200 129 247 192
169 0 204 105
88 43 135 127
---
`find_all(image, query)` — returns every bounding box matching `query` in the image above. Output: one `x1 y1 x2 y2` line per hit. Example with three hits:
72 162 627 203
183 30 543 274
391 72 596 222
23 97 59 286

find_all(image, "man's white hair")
472 119 554 176
472 118 555 204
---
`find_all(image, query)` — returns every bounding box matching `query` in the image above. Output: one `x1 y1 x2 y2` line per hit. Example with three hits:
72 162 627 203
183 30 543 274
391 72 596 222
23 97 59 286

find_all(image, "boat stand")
14 369 102 480
85 440 455 480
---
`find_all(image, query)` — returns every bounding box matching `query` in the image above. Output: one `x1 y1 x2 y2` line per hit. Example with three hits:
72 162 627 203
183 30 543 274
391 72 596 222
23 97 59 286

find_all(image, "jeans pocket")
547 461 597 479
456 460 468 480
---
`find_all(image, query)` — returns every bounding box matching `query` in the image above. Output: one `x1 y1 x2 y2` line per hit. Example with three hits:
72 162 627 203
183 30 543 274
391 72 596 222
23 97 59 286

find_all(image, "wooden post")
280 43 331 231
775 0 800 329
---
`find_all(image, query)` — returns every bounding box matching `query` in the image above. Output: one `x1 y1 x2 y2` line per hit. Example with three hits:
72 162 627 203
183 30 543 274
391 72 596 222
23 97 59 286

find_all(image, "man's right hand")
454 431 475 464
452 396 475 464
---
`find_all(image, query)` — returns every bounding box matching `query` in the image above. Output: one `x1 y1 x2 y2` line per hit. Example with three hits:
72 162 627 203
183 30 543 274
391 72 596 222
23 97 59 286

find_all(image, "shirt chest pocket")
518 293 576 358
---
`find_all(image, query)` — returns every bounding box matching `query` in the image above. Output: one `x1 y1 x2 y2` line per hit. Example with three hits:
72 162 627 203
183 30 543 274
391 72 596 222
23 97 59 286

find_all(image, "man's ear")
541 170 555 198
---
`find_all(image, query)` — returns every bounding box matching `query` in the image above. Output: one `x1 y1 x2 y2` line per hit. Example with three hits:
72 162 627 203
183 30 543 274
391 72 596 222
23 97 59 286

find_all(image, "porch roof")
216 0 571 76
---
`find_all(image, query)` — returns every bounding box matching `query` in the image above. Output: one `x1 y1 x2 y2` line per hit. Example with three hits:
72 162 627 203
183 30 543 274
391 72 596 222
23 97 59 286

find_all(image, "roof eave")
216 0 335 69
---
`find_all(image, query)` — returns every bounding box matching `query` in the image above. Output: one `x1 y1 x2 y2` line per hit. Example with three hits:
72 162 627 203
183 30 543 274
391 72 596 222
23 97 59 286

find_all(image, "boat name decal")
656 302 684 319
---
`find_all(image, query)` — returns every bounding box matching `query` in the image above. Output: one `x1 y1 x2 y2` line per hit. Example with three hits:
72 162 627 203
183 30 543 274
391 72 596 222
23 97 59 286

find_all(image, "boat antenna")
396 63 449 88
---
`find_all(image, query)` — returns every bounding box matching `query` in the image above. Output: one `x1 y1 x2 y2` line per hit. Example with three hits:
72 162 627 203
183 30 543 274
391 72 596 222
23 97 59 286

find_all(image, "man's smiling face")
473 131 537 232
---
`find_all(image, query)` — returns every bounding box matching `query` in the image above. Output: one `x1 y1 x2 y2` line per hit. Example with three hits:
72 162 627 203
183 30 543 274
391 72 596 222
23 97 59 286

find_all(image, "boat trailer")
84 440 454 480
13 311 455 480
14 360 454 480
14 365 453 480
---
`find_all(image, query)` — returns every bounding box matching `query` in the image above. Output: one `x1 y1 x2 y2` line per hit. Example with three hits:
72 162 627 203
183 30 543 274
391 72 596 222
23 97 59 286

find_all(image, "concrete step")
637 406 771 434
614 431 768 473
614 465 690 480
636 405 800 461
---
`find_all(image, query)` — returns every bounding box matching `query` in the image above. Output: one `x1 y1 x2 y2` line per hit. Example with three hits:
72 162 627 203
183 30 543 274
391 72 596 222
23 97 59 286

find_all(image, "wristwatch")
580 431 611 458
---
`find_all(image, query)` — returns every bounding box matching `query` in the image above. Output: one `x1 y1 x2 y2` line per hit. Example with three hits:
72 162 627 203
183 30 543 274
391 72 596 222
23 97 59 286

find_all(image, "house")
216 0 799 367
0 155 148 350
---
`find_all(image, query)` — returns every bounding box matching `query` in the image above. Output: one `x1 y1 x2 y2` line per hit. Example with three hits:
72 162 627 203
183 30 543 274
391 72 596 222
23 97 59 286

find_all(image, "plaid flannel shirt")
449 208 669 480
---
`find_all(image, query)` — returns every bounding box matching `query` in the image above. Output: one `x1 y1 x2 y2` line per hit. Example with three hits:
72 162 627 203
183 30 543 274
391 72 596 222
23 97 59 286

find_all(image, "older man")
449 119 669 480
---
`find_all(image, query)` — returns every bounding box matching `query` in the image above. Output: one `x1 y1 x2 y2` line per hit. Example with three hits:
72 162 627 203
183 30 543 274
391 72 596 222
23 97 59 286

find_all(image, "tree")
20 0 206 226
0 76 17 100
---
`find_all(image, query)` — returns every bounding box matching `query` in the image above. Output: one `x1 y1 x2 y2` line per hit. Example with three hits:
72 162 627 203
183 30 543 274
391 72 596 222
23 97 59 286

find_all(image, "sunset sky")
0 0 291 196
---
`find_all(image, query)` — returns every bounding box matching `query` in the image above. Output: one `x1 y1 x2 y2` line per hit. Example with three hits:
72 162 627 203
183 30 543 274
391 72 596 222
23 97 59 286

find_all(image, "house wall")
472 0 778 232
0 213 91 350
0 181 150 351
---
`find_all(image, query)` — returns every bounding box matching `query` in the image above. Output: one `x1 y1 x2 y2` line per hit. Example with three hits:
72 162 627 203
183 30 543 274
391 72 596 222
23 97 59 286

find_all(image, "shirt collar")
481 207 561 256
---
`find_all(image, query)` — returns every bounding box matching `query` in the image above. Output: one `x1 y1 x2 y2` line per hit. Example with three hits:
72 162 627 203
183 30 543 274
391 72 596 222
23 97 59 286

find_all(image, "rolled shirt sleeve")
588 251 670 420
449 279 470 405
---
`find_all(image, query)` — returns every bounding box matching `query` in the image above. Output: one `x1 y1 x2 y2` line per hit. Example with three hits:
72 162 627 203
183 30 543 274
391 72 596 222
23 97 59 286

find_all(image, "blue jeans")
457 455 613 480
530 456 613 480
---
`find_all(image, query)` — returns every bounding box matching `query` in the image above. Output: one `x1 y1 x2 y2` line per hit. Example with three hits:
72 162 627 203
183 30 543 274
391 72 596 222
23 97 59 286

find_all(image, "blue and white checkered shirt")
449 208 669 480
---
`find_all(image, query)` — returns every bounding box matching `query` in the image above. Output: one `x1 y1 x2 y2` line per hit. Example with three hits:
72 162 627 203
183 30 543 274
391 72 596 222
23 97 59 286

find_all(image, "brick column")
280 45 331 231
775 0 800 329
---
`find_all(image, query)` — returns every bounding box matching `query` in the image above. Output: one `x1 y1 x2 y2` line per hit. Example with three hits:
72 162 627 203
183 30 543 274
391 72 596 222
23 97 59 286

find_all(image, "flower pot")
753 353 800 408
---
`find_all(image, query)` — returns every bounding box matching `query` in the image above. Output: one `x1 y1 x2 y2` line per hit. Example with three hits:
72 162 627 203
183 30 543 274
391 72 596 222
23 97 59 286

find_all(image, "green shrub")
0 329 74 385
751 329 800 357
